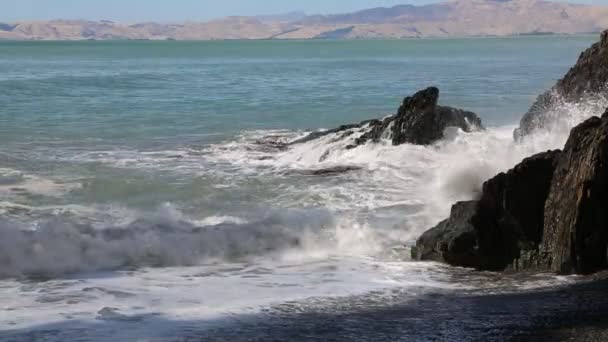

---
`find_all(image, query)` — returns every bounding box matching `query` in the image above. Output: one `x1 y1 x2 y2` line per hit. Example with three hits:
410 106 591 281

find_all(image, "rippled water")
0 36 603 341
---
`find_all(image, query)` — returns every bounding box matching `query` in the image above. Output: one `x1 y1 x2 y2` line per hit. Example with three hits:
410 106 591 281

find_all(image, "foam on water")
0 168 80 198
0 259 580 341
0 205 374 278
1 95 606 341
193 94 608 235
0 260 462 335
2 95 604 278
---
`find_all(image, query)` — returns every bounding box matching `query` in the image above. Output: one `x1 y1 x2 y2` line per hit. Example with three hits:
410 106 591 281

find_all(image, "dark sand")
192 272 608 341
3 271 608 341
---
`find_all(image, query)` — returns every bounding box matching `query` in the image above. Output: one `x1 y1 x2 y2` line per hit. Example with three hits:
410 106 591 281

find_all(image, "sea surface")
0 36 605 341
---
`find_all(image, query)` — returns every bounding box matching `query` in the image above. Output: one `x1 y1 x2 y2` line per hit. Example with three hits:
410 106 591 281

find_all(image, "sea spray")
0 204 387 278
1 95 604 280
229 94 608 235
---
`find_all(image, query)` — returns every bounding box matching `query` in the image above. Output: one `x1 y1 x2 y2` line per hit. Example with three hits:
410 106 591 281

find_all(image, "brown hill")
1 0 607 40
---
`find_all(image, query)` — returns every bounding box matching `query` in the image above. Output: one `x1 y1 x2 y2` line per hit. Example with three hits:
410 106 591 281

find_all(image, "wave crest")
0 204 386 279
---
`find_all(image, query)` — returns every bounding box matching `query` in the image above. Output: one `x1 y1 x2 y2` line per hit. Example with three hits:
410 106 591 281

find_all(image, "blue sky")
2 0 606 22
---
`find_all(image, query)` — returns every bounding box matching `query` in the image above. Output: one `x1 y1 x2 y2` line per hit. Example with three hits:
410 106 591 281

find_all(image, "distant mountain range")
2 0 607 40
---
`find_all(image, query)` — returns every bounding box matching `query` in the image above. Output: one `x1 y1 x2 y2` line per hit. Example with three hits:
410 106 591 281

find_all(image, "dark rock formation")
411 201 479 268
516 30 608 138
308 165 362 176
415 110 608 275
412 151 560 271
291 87 482 148
391 87 482 145
289 123 364 145
473 150 561 271
286 166 362 177
540 111 608 274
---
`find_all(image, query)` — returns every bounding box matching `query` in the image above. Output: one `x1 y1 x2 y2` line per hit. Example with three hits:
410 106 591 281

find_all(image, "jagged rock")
415 110 608 275
292 87 483 148
516 30 608 138
411 201 480 267
474 150 561 271
540 111 608 274
391 87 482 145
412 150 561 271
354 117 393 146
289 124 362 145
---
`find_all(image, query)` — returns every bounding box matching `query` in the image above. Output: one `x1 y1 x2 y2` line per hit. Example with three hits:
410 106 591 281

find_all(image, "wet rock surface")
412 151 560 271
415 111 608 275
285 166 363 176
390 87 482 146
474 150 561 271
516 30 608 138
411 201 479 267
541 111 608 274
291 87 483 148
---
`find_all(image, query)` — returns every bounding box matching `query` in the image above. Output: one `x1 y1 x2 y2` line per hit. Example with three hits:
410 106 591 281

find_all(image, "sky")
2 0 607 22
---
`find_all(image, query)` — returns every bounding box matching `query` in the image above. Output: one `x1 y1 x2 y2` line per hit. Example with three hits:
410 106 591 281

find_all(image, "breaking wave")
2 94 606 280
201 94 608 228
0 204 383 279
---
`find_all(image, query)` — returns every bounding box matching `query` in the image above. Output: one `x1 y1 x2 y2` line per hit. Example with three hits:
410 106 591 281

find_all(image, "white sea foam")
0 168 80 198
1 96 604 341
2 95 605 281
0 203 388 279
211 96 606 231
0 259 466 337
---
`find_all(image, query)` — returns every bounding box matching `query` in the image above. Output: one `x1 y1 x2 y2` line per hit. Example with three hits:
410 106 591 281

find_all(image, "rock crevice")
414 111 608 275
415 30 608 275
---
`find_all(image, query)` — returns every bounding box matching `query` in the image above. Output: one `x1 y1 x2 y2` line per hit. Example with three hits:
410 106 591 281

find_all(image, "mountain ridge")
1 0 607 40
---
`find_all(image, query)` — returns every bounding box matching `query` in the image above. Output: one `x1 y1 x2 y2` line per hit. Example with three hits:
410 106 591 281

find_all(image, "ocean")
0 36 605 341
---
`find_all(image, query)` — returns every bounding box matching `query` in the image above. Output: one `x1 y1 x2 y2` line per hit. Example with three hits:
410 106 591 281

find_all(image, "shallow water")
0 36 605 341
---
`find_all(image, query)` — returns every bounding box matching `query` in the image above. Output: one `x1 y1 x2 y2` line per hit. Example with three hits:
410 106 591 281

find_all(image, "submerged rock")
291 87 483 148
415 110 608 275
286 165 362 176
516 30 608 138
289 124 363 145
254 135 290 151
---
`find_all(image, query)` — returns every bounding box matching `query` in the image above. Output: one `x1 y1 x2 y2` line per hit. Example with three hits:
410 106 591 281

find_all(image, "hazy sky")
2 0 607 22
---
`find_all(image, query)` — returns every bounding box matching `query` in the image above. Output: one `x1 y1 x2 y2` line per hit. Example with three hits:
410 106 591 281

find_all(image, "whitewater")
0 36 603 340
1 90 606 340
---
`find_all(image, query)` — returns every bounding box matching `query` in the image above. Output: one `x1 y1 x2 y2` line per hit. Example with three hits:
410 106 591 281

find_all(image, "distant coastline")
0 32 601 43
2 0 607 41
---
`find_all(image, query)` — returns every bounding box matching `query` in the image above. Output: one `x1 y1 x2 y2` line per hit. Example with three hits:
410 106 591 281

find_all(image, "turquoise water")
0 36 604 340
0 36 595 209
0 36 595 142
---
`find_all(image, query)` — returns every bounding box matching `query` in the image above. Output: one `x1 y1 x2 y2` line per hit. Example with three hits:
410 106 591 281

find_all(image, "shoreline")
186 271 608 341
0 33 600 43
3 269 608 341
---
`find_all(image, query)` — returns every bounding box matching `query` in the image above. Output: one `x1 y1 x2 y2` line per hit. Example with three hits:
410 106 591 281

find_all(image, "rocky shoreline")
516 30 608 138
290 86 483 158
128 271 608 342
293 30 608 276
413 30 608 278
